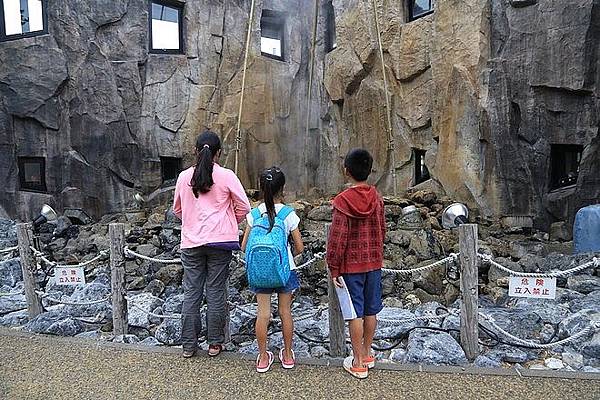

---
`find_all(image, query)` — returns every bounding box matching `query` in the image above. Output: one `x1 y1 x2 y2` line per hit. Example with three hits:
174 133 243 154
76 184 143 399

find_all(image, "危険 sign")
509 276 556 299
55 267 86 286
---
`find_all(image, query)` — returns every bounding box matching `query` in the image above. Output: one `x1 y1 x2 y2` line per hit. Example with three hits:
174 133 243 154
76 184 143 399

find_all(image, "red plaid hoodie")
326 185 386 278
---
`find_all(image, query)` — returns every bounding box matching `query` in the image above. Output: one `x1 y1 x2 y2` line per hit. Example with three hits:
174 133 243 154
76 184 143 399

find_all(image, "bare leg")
255 294 272 364
363 315 377 358
277 293 294 361
348 318 364 368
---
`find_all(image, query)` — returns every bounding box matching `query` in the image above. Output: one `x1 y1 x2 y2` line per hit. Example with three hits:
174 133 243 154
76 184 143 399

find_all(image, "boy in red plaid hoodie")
326 148 386 379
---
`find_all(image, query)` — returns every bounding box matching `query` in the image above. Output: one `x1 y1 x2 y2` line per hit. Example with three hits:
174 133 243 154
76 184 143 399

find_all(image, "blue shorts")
251 270 300 294
342 270 383 319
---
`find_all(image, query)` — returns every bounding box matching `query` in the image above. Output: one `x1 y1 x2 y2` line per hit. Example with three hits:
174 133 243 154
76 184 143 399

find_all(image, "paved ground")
0 329 599 400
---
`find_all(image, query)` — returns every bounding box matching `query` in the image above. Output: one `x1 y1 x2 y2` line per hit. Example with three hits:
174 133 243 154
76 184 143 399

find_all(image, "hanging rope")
371 0 397 195
234 0 257 175
304 0 320 193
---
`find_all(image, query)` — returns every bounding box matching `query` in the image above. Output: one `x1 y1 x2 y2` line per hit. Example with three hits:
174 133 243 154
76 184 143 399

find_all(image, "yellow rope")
304 0 320 193
371 0 397 195
234 0 257 175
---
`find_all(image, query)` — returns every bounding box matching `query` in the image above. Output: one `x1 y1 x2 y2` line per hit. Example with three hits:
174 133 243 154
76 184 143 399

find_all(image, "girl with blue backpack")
241 166 304 373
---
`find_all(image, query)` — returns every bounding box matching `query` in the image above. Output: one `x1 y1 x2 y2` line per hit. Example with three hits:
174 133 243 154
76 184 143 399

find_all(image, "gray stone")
389 348 407 363
75 330 102 340
113 334 140 344
0 309 29 327
139 336 163 347
0 258 22 288
406 329 467 366
127 292 163 329
25 310 85 336
307 205 333 222
562 351 584 370
155 318 182 346
376 308 419 339
62 280 111 318
0 293 27 315
558 309 599 347
269 332 310 358
544 357 565 370
310 345 329 358
155 264 184 286
549 222 572 242
474 355 502 368
570 291 600 313
144 279 166 297
567 275 600 295
162 294 184 314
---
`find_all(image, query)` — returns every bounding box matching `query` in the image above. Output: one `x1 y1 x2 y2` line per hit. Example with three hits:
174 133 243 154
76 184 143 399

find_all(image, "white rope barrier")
32 248 108 269
479 254 600 278
124 295 181 319
382 253 459 275
479 312 600 349
228 301 327 323
232 252 326 270
35 290 111 306
0 289 24 297
377 309 457 326
124 247 181 264
0 246 18 254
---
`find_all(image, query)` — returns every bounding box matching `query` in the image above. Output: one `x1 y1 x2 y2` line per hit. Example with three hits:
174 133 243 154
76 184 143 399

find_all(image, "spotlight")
442 203 469 229
33 204 58 228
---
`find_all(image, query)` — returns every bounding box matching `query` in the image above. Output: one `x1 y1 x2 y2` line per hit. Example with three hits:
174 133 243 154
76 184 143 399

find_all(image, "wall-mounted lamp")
33 204 58 228
442 203 469 229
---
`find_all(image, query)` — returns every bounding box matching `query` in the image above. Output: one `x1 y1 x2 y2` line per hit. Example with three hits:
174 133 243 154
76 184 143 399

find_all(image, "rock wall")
0 0 598 230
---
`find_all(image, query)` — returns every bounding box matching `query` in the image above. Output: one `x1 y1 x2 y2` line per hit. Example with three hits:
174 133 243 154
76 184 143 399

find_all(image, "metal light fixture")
442 203 469 229
33 204 58 228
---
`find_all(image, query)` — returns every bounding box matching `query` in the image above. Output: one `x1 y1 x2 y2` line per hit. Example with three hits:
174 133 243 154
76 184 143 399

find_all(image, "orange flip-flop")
343 356 368 379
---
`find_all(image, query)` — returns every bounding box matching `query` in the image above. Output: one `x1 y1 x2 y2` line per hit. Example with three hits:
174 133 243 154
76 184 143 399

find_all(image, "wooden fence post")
326 225 346 357
110 223 128 336
459 223 479 361
16 223 42 319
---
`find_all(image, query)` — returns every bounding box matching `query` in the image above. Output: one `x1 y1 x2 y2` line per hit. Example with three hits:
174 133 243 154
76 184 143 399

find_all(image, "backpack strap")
250 207 262 222
276 205 295 221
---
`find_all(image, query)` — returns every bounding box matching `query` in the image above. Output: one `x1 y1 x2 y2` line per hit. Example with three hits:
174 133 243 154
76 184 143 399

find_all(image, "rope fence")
479 253 600 278
124 295 181 320
31 247 109 269
0 246 18 254
382 253 459 275
35 290 111 306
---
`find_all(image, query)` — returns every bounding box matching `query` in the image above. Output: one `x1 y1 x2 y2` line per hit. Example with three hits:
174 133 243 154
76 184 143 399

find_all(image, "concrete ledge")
2 328 599 381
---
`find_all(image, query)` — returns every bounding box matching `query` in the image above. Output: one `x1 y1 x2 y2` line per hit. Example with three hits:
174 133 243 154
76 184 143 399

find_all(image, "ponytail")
190 131 222 197
259 167 286 231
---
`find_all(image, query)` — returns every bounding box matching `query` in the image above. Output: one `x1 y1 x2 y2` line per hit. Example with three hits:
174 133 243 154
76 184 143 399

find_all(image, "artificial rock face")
0 0 598 230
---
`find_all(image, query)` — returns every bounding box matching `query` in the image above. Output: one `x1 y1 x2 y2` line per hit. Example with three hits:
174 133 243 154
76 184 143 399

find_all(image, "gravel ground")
0 329 598 400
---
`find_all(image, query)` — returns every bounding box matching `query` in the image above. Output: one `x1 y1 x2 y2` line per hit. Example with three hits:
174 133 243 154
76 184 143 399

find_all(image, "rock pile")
0 192 599 371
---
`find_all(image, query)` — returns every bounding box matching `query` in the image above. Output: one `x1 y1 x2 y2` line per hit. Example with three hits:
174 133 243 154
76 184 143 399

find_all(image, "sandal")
208 344 223 357
256 351 274 373
364 354 375 369
279 348 296 369
343 356 368 379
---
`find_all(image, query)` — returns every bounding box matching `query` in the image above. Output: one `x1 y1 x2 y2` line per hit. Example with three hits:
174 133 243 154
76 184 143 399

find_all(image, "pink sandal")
256 351 274 373
279 348 296 369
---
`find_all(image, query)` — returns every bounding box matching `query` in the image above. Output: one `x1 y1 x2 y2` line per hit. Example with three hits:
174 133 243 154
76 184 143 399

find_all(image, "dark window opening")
414 149 430 185
0 0 48 42
324 1 337 53
550 144 583 190
149 0 184 54
408 0 434 22
161 157 182 182
18 156 47 192
260 10 285 61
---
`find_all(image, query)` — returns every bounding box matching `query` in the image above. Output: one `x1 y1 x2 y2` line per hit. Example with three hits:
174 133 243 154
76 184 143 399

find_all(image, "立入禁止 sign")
55 267 86 286
509 276 556 299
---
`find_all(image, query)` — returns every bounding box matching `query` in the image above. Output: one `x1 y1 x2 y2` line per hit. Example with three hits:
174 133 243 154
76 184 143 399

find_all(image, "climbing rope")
382 253 459 275
370 0 397 195
0 246 18 254
479 312 600 349
304 0 320 193
479 254 600 278
234 0 257 175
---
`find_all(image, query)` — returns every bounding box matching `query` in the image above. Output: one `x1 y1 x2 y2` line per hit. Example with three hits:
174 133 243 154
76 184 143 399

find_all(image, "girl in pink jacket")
173 131 251 358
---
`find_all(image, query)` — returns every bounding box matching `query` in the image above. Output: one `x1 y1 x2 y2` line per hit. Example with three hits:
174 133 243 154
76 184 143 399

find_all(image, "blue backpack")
246 206 294 288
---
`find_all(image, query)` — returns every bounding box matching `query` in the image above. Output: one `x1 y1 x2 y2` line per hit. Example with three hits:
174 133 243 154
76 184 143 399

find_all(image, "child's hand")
332 277 345 288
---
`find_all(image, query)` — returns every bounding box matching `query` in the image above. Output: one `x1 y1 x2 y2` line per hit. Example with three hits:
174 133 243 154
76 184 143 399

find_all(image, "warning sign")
55 267 86 286
509 276 556 300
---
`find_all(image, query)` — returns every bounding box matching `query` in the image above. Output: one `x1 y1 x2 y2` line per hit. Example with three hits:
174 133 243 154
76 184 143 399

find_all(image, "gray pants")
180 246 232 351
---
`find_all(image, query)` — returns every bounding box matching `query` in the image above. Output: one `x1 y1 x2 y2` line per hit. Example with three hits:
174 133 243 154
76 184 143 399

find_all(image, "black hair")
190 131 222 197
260 166 286 231
344 148 373 182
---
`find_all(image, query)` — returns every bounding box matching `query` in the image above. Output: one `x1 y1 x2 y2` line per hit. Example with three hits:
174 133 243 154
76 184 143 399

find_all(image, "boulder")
0 258 22 288
567 275 600 295
0 293 27 315
127 292 163 329
406 329 467 365
113 334 140 344
25 310 85 336
307 205 333 222
155 318 182 346
155 264 183 286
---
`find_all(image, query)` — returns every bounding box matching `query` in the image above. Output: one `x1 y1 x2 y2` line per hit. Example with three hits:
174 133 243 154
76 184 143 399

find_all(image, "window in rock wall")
18 156 47 192
550 144 583 190
414 149 430 185
149 0 184 54
324 1 337 53
160 157 182 182
260 10 285 61
0 0 47 41
408 0 434 22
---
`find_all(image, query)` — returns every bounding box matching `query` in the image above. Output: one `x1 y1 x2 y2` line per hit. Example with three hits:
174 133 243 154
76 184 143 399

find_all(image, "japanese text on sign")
55 267 86 286
509 276 556 299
